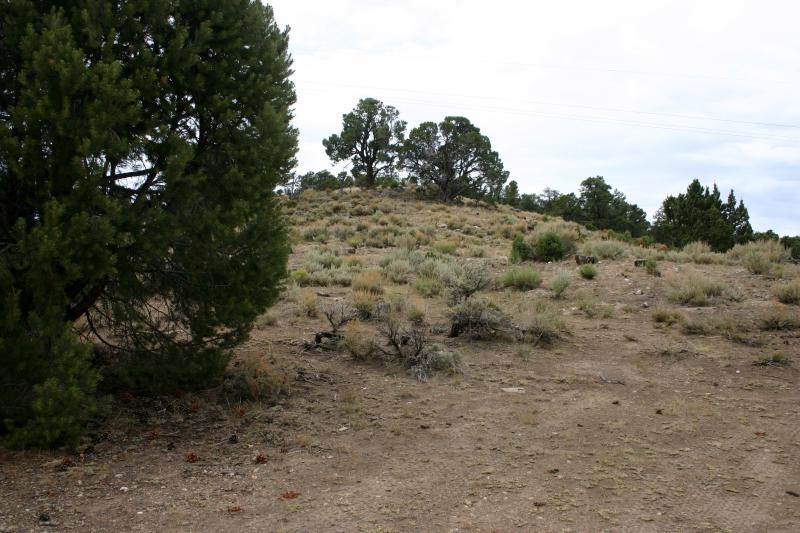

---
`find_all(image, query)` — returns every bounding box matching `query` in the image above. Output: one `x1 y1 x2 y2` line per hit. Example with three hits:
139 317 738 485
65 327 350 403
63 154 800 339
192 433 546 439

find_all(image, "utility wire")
301 88 800 143
298 80 800 130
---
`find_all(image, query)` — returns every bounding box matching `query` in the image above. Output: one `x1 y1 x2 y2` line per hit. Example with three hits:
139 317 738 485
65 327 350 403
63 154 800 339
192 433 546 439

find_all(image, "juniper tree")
323 98 406 187
1 1 297 447
401 116 508 203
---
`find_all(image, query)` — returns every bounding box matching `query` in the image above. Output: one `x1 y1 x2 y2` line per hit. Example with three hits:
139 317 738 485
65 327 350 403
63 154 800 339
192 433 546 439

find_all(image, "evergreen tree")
323 98 406 187
1 1 296 447
503 180 520 207
652 180 752 251
401 116 508 202
298 170 352 191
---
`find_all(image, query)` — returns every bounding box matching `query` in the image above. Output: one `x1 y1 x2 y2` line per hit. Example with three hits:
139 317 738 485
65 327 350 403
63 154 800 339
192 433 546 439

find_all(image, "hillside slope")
2 188 799 532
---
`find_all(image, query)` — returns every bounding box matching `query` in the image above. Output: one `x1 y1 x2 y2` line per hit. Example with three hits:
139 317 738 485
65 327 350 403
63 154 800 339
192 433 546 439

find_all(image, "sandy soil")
2 193 798 532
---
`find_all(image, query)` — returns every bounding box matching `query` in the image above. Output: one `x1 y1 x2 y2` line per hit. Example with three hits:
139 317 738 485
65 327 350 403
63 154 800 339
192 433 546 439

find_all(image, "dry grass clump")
382 258 414 284
501 267 543 290
341 320 377 361
666 241 726 265
681 314 740 337
579 239 630 260
352 270 384 295
448 297 509 339
550 271 571 298
530 220 581 254
516 298 567 346
223 357 289 403
759 306 800 330
350 289 380 319
575 294 614 318
578 264 597 279
668 273 741 306
772 279 800 305
445 261 493 304
297 288 319 317
343 302 463 381
728 239 790 263
432 239 459 255
651 307 685 326
413 277 444 298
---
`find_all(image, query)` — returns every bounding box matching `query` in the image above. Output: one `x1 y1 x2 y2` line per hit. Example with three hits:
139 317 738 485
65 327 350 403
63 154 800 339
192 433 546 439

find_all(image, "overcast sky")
269 0 800 235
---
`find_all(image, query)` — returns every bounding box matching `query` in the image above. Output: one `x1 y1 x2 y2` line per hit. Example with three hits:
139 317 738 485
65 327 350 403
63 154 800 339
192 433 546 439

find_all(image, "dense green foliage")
652 179 753 251
511 177 648 237
1 1 296 447
780 236 800 260
401 116 508 202
323 98 406 187
534 232 567 262
510 234 533 263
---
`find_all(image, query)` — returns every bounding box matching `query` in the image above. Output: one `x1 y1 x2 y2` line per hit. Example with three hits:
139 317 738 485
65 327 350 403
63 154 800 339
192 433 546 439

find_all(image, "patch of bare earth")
2 190 799 532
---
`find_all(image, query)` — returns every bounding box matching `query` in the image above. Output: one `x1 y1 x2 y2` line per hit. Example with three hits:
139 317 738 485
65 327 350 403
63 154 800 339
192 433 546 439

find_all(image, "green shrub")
445 261 493 305
576 294 613 318
579 239 628 260
414 277 444 298
501 268 543 290
578 264 597 279
773 279 800 305
760 307 800 330
534 231 567 261
517 303 567 346
448 298 508 339
645 258 660 276
651 307 685 326
550 271 571 298
383 259 413 284
352 270 384 295
742 250 773 275
668 274 740 306
433 240 458 255
510 234 533 263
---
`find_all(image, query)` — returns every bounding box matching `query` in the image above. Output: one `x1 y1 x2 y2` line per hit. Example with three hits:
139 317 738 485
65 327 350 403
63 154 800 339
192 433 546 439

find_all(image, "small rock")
501 387 525 393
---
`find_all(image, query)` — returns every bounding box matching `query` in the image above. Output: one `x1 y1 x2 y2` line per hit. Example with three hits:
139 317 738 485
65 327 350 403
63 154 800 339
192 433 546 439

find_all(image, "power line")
298 80 800 130
301 88 800 143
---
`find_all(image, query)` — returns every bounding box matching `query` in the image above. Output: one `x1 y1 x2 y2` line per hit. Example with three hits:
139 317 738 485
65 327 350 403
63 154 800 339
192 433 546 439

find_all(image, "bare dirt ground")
2 190 799 532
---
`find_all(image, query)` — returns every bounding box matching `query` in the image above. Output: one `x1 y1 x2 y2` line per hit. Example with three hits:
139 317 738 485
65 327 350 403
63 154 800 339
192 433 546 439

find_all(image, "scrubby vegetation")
501 268 543 290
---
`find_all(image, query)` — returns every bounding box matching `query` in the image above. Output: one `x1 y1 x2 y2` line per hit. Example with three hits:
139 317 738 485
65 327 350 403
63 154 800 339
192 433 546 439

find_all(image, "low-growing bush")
449 297 509 339
651 307 685 326
352 270 384 295
297 289 319 317
645 258 660 276
728 239 790 263
550 271 571 298
680 241 726 265
413 277 444 298
445 261 493 305
576 294 613 318
580 239 629 260
510 234 534 263
534 231 567 262
760 307 800 330
741 250 774 275
578 264 597 280
501 267 543 290
383 258 413 284
340 320 378 361
433 240 458 255
222 357 289 403
517 301 567 346
351 289 380 319
668 274 740 307
772 279 800 305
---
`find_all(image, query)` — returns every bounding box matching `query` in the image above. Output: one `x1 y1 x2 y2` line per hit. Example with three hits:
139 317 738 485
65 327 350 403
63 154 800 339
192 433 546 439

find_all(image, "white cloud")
270 0 800 235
